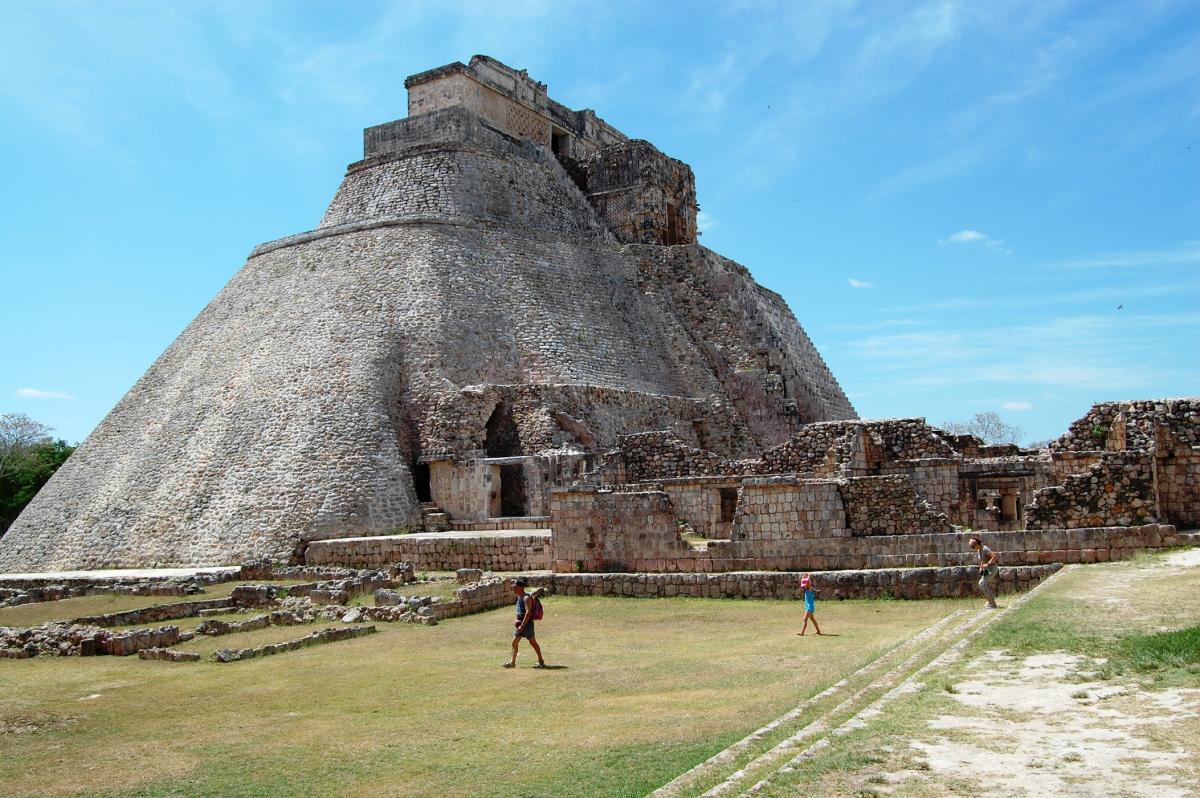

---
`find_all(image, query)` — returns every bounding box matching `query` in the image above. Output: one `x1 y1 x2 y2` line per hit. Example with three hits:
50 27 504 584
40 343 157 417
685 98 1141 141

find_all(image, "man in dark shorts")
968 535 999 609
504 578 546 668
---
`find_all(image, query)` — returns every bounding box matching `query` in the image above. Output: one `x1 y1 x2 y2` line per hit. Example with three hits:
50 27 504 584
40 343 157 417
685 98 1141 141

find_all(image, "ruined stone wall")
429 461 499 520
1053 398 1200 452
528 564 1061 600
839 476 953 535
1156 447 1200 527
1153 426 1200 528
880 459 962 521
583 140 697 245
1050 451 1106 482
615 431 734 482
304 533 549 571
730 477 848 541
549 488 690 572
1025 453 1157 530
420 386 717 461
659 479 744 538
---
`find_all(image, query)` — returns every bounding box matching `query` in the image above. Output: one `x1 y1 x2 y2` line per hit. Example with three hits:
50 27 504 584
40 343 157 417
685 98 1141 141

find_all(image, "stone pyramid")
0 56 854 571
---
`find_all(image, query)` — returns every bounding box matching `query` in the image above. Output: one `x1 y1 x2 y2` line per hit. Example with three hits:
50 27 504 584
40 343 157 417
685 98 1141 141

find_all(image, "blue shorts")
804 598 816 613
514 622 535 640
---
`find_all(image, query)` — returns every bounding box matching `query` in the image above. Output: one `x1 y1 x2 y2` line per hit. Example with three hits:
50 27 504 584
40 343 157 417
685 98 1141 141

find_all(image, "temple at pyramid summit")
1 56 1195 573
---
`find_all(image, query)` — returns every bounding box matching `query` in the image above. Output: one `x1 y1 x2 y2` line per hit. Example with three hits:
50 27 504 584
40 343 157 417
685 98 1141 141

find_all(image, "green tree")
0 413 76 534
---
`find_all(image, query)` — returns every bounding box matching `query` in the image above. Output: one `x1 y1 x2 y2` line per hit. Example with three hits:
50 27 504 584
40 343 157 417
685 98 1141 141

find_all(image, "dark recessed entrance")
499 464 527 517
413 461 432 503
484 403 520 457
719 488 739 525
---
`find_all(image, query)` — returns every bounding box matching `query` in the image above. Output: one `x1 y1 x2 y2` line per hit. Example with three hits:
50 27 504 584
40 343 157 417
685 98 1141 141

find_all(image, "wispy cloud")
938 229 1008 251
870 145 983 198
1002 400 1033 411
696 211 717 234
887 276 1200 314
847 278 874 289
844 312 1200 391
1043 241 1200 270
16 387 75 400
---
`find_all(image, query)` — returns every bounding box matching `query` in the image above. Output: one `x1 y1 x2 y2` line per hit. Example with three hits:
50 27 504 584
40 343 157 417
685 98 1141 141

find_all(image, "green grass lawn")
0 594 968 798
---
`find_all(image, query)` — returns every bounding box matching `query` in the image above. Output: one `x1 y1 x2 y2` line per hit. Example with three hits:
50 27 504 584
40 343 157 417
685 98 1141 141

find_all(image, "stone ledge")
527 564 1061 601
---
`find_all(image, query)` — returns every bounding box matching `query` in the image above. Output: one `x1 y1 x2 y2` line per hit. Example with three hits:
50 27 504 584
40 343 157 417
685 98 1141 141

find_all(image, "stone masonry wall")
527 564 1061 601
616 431 734 482
1155 433 1200 528
1053 398 1200 452
880 459 963 523
305 533 549 571
730 478 849 540
1025 453 1157 530
549 488 690 572
659 479 744 538
839 475 953 535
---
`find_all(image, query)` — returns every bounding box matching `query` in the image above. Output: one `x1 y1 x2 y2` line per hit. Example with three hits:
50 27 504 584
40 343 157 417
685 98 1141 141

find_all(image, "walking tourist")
796 573 823 635
504 578 546 668
968 535 999 609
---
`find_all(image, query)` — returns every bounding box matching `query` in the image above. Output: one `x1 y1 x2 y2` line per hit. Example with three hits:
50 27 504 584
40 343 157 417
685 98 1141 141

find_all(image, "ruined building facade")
0 56 855 571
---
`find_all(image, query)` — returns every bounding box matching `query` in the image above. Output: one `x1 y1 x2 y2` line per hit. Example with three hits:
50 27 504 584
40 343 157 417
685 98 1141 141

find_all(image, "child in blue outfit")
797 574 823 636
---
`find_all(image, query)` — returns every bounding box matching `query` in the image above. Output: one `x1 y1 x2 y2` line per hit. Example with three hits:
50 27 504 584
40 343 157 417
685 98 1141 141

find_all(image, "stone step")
695 569 1063 798
645 568 1067 798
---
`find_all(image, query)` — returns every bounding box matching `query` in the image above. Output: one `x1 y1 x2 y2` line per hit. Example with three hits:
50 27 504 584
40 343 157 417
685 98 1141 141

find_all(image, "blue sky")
2 0 1197 446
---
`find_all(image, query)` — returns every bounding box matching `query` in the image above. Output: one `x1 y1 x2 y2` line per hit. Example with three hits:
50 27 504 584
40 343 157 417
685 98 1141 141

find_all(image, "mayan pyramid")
0 56 854 571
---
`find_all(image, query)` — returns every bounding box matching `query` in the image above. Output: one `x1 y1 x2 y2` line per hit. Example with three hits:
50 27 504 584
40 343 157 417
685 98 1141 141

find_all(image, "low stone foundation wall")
526 564 1061 600
448 517 551 532
212 625 377 663
432 578 513 620
549 524 1194 573
138 647 201 662
73 598 234 628
305 533 550 571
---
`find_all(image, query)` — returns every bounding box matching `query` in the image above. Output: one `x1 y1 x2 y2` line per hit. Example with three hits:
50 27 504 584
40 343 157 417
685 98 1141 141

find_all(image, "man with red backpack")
504 578 547 668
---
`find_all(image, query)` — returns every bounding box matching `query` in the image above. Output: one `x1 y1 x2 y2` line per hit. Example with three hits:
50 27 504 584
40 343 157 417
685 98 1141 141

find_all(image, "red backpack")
526 594 544 621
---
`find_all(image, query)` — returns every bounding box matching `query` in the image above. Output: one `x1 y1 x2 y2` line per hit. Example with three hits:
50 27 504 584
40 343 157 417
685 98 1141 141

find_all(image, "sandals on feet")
502 662 515 668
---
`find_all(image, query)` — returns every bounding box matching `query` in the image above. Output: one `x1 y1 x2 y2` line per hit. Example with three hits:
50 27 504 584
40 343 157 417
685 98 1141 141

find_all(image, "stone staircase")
644 567 1066 798
419 502 449 533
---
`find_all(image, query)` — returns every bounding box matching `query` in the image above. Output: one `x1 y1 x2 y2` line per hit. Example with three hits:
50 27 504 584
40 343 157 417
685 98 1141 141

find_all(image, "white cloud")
1002 401 1033 411
696 211 717 234
848 278 874 289
16 388 75 400
938 229 1008 251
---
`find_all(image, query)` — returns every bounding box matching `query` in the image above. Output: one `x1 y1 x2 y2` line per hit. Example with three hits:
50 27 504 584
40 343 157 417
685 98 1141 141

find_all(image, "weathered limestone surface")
1026 453 1157 529
304 533 550 571
0 56 854 572
839 475 953 535
526 564 1061 600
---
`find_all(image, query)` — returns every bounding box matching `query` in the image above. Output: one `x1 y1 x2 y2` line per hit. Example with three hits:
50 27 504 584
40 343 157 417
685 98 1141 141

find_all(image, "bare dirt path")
742 548 1200 797
904 549 1200 797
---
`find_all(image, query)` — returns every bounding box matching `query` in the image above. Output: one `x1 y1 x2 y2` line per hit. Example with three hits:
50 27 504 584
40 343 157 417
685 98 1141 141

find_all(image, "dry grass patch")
0 595 965 798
